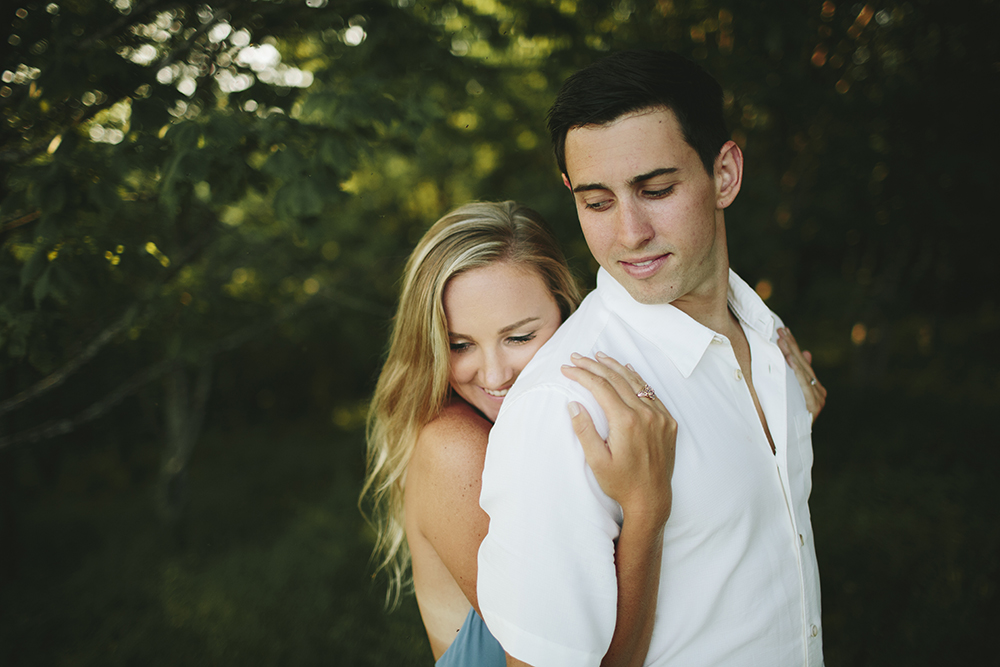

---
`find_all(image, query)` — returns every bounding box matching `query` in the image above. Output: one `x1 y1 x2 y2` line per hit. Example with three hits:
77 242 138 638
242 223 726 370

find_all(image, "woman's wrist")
619 495 671 537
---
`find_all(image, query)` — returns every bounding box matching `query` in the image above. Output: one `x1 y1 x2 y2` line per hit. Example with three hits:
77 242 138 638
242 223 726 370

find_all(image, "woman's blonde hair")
361 200 582 606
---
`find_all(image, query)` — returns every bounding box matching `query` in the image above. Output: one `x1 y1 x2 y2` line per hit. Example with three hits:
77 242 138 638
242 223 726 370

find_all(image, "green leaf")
33 266 52 308
19 247 47 290
273 180 323 220
89 181 121 214
41 176 68 216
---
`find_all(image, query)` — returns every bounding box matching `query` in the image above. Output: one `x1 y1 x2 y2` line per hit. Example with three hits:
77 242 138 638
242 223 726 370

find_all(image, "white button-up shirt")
478 269 823 667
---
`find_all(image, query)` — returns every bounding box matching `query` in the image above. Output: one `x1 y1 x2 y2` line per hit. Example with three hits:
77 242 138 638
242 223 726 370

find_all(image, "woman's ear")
714 141 743 209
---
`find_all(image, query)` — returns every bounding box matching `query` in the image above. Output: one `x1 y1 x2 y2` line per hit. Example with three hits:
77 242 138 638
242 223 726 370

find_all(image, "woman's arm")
560 353 677 667
409 402 492 614
414 360 676 667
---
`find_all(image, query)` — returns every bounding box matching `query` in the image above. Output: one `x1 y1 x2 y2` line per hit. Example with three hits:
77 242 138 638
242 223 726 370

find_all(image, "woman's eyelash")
450 332 537 351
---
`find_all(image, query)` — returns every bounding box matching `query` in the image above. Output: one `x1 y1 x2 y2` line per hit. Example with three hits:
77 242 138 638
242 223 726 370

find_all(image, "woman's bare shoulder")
412 400 491 476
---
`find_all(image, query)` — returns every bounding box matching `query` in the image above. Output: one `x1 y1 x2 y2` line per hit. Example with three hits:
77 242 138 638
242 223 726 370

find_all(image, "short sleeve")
477 385 621 667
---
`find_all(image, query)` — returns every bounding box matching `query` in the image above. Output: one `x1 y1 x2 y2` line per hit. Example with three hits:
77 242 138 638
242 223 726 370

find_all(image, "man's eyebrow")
628 167 678 186
571 167 679 193
572 182 607 194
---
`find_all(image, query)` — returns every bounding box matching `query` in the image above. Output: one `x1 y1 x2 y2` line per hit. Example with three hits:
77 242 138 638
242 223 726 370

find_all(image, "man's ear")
714 140 743 209
561 173 572 190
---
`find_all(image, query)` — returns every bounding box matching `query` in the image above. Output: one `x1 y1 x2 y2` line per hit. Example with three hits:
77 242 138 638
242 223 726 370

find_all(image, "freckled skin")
565 108 741 325
443 262 562 422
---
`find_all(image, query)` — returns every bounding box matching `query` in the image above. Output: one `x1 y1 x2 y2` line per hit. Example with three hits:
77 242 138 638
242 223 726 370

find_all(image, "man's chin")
613 273 676 305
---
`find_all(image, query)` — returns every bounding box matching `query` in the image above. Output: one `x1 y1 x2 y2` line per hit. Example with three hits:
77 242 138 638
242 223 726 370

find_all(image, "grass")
0 420 430 667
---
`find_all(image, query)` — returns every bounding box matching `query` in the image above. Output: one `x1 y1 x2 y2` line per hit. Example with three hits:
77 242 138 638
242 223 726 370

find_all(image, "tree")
0 0 500 520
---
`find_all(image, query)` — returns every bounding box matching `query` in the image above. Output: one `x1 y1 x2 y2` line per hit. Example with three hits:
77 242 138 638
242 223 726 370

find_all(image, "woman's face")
443 261 562 422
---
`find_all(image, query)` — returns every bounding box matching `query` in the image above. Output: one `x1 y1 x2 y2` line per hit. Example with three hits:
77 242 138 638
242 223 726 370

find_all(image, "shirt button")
811 624 819 637
734 369 743 381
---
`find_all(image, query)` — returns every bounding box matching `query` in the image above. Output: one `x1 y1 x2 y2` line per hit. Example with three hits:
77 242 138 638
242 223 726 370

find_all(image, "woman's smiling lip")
619 253 670 278
482 387 509 398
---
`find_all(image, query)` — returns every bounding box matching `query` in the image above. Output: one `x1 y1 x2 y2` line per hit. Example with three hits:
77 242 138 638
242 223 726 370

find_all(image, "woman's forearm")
601 513 666 667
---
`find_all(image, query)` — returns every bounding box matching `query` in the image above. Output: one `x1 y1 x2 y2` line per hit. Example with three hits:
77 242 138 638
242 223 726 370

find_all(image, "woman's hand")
777 327 827 422
560 352 676 528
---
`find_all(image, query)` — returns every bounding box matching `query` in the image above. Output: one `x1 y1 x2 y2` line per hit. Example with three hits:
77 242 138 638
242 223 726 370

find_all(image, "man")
477 50 825 666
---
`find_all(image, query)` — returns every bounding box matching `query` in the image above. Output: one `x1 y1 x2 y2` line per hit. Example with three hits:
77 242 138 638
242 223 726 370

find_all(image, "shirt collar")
594 268 776 378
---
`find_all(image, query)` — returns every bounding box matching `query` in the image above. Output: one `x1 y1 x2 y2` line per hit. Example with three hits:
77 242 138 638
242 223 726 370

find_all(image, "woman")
362 200 677 666
361 201 825 665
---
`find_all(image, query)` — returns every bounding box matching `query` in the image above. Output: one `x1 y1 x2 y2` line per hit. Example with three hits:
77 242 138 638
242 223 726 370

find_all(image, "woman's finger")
777 327 826 420
567 352 666 414
561 363 631 413
593 352 645 392
566 353 644 405
567 401 612 473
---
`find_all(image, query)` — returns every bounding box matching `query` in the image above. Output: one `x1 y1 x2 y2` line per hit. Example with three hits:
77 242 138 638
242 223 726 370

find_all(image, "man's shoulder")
503 291 612 399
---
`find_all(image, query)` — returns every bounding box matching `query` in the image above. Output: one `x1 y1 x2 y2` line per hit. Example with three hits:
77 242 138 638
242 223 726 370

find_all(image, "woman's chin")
476 396 504 423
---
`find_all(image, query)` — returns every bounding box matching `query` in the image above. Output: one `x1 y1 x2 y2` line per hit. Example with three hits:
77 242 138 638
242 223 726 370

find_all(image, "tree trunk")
156 359 213 524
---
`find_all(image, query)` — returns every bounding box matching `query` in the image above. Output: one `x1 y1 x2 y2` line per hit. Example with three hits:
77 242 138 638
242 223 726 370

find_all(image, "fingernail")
595 351 607 358
570 352 582 360
567 401 581 417
626 363 635 372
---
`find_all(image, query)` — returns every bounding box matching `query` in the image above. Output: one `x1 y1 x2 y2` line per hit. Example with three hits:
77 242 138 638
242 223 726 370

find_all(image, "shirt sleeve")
477 384 622 667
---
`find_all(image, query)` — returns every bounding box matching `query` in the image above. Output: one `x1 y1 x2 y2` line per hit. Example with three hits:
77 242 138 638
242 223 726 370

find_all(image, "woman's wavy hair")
360 200 582 607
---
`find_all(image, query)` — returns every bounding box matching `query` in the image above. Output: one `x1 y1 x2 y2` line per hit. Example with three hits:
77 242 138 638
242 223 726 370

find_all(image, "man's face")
564 107 734 310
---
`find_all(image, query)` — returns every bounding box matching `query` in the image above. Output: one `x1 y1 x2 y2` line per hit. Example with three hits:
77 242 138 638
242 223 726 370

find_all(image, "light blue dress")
435 607 505 667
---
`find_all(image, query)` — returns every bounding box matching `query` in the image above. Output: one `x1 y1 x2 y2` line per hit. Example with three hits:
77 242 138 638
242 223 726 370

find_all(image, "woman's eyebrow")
498 317 540 335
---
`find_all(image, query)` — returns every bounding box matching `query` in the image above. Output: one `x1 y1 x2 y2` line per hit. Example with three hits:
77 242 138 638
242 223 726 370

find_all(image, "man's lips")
619 253 669 277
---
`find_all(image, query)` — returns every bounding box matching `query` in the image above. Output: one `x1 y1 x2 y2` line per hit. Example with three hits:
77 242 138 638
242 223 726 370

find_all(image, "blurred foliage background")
0 0 997 664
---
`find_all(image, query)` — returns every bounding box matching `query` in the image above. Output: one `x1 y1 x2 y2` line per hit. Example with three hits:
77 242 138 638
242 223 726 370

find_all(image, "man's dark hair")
547 50 729 178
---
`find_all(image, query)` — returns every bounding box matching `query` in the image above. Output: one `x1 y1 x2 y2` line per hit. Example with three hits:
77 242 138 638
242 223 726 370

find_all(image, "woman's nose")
481 350 514 388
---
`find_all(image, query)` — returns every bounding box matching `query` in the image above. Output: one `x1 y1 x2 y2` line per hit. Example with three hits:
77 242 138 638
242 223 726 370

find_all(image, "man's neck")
668 270 734 336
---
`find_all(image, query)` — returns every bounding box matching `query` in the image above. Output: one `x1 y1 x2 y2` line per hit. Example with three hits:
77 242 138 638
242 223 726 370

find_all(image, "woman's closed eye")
449 341 472 352
506 332 537 345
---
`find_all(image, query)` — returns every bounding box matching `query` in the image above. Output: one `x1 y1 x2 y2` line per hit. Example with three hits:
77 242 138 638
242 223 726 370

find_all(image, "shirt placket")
726 325 820 665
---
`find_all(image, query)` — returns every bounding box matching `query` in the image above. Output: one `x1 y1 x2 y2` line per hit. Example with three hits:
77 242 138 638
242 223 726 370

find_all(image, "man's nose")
617 201 654 248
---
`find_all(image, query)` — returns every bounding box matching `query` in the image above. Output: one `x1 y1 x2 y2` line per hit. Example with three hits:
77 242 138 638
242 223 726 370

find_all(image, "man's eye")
644 185 675 198
584 200 612 211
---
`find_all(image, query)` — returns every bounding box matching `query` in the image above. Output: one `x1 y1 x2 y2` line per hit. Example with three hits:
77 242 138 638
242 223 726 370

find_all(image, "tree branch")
0 296 315 451
77 0 174 50
0 224 217 418
151 2 239 73
0 210 41 235
0 1 237 166
0 356 178 450
0 306 140 419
